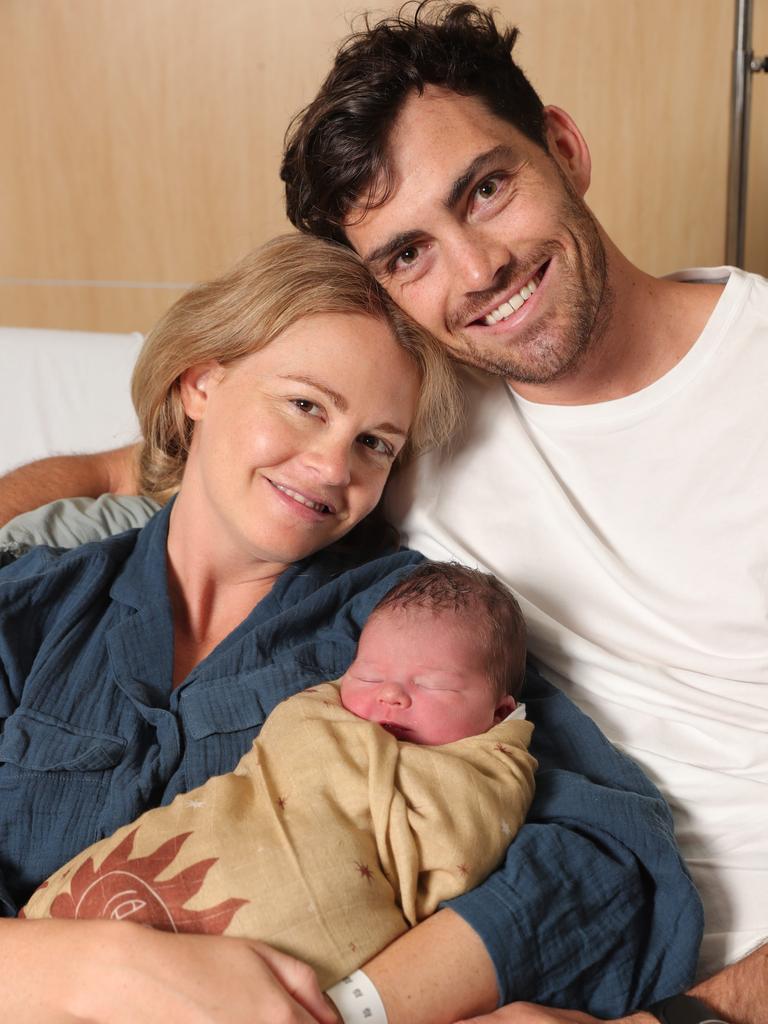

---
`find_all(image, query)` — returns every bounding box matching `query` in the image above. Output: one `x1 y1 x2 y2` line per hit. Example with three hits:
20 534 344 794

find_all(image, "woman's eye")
358 434 394 458
291 398 321 416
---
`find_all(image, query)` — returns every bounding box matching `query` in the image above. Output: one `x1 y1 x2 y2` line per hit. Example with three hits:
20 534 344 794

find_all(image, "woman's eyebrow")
277 374 347 411
374 421 409 439
278 376 408 437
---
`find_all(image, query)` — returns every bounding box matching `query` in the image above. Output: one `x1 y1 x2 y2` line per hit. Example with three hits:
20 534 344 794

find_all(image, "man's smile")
461 259 552 334
479 265 546 325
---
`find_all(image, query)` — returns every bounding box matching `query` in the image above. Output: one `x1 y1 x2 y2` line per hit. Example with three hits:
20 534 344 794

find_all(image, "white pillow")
0 327 144 476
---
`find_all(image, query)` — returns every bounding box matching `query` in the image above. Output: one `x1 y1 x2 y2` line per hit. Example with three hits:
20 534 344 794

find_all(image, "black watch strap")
647 994 730 1024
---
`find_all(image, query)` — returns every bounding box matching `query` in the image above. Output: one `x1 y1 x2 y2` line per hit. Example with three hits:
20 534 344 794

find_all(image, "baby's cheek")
339 681 367 719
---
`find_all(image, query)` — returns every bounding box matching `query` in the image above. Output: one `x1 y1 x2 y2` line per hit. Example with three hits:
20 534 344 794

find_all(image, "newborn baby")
22 562 535 989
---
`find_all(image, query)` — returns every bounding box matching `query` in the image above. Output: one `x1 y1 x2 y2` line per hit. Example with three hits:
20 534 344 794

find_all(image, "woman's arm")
0 918 339 1024
0 445 139 526
365 908 499 1022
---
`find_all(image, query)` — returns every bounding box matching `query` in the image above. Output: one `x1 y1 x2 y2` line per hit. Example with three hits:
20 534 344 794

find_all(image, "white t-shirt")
388 266 768 978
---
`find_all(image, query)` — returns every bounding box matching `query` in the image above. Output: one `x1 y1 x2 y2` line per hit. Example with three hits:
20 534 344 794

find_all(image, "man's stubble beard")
447 178 614 386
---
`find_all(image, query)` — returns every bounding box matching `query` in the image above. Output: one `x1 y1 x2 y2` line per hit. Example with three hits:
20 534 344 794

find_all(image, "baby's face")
339 606 515 745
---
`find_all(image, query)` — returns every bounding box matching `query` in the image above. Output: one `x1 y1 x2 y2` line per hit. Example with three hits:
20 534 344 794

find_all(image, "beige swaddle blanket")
23 682 535 987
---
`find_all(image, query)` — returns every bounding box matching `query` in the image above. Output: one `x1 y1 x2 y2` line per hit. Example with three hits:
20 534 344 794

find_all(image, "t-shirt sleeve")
445 664 704 1018
0 494 160 561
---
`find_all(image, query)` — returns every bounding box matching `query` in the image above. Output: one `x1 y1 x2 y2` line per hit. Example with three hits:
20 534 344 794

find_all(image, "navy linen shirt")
0 504 702 1016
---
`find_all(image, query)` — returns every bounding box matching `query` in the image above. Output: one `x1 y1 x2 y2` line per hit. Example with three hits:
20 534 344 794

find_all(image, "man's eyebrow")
363 229 424 271
444 145 520 209
277 374 348 412
362 145 521 269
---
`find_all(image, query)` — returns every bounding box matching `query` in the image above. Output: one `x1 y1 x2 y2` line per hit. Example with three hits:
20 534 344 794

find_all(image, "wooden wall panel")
506 0 733 275
0 285 186 333
0 0 763 332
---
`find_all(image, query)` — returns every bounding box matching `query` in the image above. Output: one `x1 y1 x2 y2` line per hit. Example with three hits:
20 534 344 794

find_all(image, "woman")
0 235 704 1023
0 233 461 1023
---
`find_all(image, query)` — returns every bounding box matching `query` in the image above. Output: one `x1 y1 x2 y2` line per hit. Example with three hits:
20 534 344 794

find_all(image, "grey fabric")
0 495 161 560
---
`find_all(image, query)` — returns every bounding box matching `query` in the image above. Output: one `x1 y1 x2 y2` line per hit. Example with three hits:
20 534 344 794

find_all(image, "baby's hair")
372 561 526 700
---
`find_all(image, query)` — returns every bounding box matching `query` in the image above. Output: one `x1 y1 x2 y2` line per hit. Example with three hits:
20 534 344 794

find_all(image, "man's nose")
378 682 411 708
450 225 511 293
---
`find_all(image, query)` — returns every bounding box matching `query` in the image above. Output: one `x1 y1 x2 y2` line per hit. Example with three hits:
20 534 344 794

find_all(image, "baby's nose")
378 683 411 708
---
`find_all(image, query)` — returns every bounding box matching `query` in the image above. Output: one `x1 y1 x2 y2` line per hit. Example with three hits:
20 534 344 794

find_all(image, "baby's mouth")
380 722 410 739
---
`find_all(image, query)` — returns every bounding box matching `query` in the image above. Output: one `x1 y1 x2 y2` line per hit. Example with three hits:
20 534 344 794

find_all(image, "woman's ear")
179 361 222 420
543 105 592 196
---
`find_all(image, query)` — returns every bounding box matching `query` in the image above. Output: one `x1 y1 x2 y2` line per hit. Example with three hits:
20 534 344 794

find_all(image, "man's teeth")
273 482 330 513
484 276 539 325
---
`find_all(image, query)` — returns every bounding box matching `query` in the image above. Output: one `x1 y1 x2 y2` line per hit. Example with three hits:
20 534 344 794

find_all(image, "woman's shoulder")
284 541 424 602
0 527 140 592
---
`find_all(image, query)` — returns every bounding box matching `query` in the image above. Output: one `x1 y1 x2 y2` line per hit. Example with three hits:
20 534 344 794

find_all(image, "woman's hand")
2 918 338 1023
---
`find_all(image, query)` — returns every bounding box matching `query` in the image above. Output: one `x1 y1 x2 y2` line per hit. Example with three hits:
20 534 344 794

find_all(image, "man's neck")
508 243 725 407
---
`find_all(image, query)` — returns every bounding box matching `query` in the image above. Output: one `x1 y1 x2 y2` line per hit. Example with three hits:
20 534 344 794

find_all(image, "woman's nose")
304 438 352 487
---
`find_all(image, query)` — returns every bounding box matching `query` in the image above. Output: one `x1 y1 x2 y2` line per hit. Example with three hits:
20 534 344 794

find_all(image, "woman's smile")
265 477 339 518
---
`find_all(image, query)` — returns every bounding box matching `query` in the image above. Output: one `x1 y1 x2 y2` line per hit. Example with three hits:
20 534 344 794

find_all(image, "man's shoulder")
0 494 160 562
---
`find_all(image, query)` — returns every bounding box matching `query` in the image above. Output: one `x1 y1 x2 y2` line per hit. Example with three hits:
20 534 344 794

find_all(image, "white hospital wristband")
325 970 389 1024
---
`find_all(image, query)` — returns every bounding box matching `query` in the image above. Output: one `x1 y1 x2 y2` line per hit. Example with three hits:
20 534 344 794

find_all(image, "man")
279 5 767 1023
1 5 765 1024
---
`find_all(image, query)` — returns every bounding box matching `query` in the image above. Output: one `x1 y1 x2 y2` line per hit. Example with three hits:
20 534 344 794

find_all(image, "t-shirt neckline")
508 266 747 431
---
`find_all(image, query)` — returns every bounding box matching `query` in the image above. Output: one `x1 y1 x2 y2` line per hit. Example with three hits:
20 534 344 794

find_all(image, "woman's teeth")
272 482 331 514
483 274 540 325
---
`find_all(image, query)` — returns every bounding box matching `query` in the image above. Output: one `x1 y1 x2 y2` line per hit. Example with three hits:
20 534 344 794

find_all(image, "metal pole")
726 0 753 267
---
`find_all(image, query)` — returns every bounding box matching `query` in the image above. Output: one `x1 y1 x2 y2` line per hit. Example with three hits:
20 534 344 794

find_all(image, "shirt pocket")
0 708 126 774
0 709 128 903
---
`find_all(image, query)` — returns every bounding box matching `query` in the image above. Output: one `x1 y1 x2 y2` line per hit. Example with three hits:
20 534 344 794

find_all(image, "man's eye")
358 434 394 458
475 177 500 200
390 245 419 271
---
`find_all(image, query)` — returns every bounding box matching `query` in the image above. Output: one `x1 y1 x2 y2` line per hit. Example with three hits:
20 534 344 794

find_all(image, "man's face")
345 87 609 386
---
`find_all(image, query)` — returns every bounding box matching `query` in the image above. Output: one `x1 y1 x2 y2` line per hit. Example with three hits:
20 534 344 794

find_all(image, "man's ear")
543 105 592 196
178 361 222 421
493 694 517 724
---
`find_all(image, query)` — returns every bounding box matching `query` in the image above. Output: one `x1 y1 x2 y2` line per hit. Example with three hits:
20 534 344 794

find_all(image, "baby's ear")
493 694 517 723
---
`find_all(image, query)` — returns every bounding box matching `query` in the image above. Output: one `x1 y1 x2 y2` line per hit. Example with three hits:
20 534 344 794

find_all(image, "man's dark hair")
372 561 527 700
281 1 547 244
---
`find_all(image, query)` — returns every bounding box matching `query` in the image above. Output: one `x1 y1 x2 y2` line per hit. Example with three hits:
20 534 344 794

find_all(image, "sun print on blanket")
41 827 247 933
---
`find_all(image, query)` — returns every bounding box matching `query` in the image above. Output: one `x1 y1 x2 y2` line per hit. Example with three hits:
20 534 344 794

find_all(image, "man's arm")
0 446 139 526
453 942 768 1024
692 942 768 1024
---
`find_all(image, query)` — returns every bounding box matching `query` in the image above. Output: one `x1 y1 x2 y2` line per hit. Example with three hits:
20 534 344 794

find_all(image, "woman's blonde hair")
131 233 462 502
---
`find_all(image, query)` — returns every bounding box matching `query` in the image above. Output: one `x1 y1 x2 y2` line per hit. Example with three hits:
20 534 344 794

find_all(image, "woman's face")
179 312 420 570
